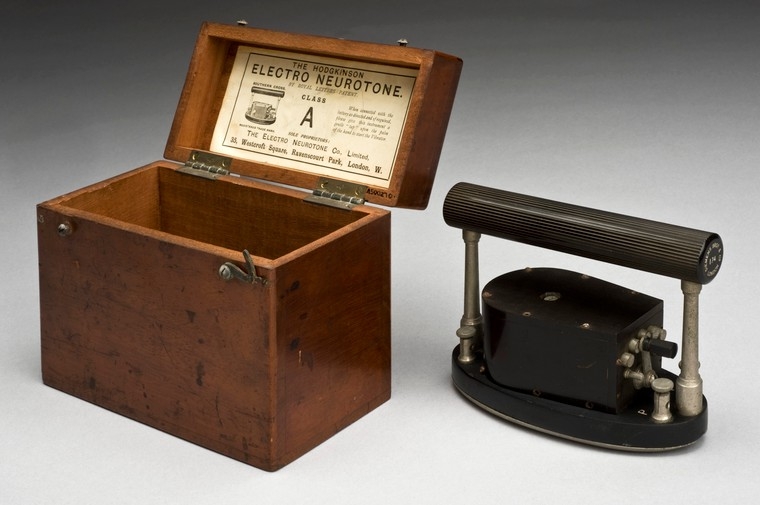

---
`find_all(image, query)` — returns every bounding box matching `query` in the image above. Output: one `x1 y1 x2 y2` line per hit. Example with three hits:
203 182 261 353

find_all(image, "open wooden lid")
164 22 462 209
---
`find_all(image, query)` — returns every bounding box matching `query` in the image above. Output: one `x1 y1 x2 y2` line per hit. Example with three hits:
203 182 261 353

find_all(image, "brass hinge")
178 151 232 180
305 177 367 210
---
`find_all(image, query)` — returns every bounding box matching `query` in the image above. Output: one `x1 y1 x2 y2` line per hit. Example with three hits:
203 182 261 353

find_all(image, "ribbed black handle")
443 182 723 284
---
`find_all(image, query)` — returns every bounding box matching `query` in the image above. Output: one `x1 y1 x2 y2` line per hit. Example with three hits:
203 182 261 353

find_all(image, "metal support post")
457 230 482 363
676 280 703 416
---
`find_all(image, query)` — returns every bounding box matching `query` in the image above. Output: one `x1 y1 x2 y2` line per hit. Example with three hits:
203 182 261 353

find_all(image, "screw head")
218 264 233 281
57 222 72 237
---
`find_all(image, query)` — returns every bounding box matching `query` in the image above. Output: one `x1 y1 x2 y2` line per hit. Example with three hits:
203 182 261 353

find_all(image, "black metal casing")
482 268 663 413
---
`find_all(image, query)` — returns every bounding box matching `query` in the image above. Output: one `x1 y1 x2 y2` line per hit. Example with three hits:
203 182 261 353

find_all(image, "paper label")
210 46 418 188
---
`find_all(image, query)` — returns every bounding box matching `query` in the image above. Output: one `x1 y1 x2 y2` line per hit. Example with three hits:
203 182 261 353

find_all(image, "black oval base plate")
452 347 707 451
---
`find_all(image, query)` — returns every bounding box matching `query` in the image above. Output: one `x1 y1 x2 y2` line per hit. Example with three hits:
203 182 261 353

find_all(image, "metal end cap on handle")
697 235 723 284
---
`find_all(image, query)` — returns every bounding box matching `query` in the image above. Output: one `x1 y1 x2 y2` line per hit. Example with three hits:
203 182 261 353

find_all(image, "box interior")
59 165 366 260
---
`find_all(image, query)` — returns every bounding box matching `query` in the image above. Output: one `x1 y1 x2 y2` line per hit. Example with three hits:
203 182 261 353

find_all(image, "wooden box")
37 23 461 471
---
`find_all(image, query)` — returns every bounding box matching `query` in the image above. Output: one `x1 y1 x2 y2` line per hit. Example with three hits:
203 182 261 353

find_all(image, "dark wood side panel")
273 210 391 467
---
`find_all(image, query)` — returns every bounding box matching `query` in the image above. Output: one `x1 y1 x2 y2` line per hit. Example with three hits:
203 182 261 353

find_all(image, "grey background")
2 0 758 503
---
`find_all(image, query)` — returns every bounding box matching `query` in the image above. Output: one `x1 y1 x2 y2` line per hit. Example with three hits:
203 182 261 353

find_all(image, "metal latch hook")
218 250 266 285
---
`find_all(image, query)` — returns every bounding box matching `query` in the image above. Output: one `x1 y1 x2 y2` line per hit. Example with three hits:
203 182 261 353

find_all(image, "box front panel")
38 206 276 468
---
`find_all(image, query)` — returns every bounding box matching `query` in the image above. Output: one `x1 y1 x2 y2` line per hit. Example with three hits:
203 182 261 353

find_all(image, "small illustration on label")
245 86 285 125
